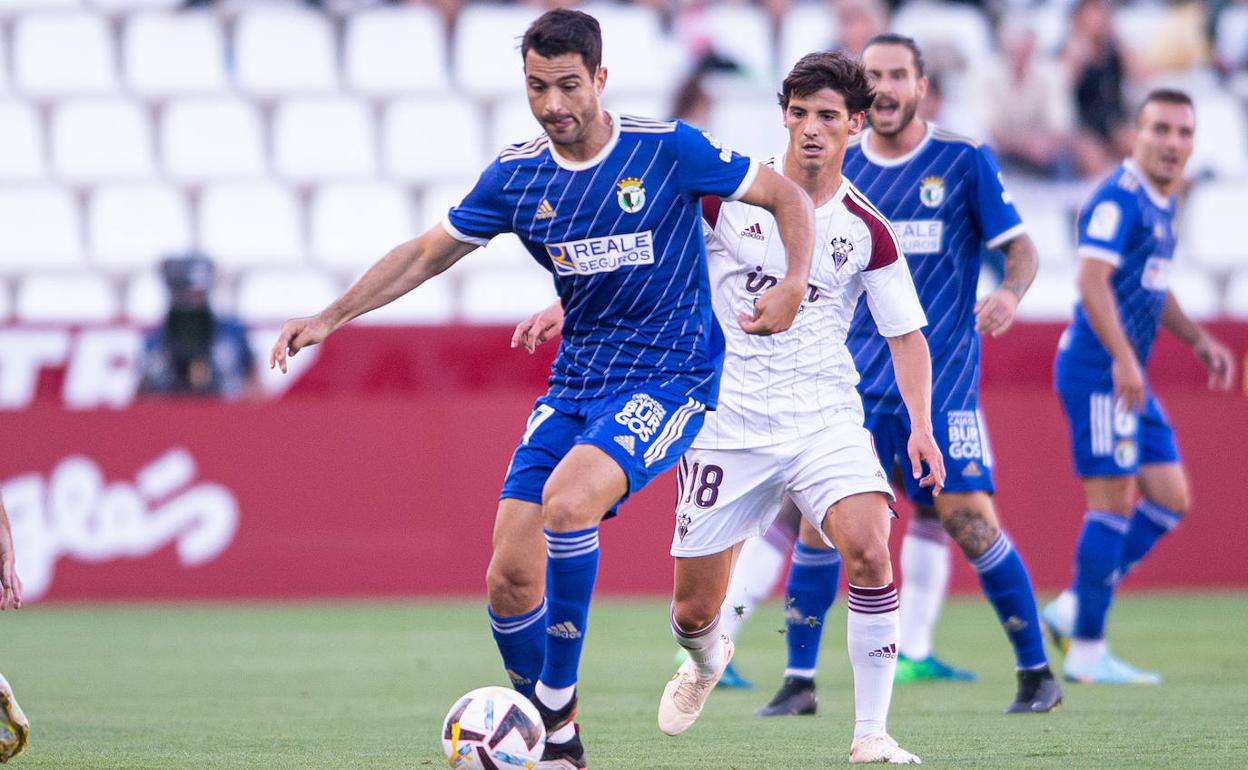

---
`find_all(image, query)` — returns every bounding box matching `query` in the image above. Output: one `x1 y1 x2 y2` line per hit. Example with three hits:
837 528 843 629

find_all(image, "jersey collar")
548 110 621 171
774 152 851 211
1122 159 1173 210
858 122 935 168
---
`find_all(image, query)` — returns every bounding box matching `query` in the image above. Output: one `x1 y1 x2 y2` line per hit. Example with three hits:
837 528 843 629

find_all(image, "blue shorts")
865 404 996 506
1056 385 1179 477
500 388 708 513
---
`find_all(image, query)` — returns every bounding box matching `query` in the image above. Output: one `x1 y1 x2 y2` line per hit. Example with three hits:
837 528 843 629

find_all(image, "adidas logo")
536 199 556 220
740 222 765 240
963 460 982 477
867 643 897 659
1003 616 1028 633
614 434 636 456
547 621 582 640
505 668 532 686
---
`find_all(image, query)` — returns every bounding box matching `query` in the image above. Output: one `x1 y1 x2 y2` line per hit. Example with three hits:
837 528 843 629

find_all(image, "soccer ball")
442 686 546 769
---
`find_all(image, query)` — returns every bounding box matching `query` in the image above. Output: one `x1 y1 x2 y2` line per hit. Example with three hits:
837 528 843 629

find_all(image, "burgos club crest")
616 177 646 213
919 176 945 208
831 236 854 270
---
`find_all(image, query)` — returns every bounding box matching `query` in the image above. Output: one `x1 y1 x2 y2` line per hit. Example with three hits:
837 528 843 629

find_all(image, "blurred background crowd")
0 0 1244 369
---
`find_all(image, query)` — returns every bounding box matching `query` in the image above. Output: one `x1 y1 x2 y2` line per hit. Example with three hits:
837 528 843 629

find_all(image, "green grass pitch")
2 593 1246 768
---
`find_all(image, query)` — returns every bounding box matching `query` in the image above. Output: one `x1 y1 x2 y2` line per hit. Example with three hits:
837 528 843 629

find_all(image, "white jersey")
694 171 926 450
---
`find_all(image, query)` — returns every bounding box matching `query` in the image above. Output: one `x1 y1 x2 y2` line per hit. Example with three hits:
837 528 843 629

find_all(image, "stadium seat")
89 184 192 272
344 6 449 95
459 266 556 323
381 96 488 182
489 97 546 158
603 94 667 121
578 3 674 96
709 98 787 161
702 4 775 85
235 268 340 324
1169 268 1219 321
50 98 156 182
351 267 456 324
123 11 228 97
1113 3 1169 54
1225 270 1248 320
234 9 337 96
1186 92 1248 179
1019 208 1076 266
1217 5 1248 69
421 179 478 229
1184 182 1248 271
0 0 80 11
161 97 266 180
893 1 994 71
0 100 46 180
15 272 119 324
452 4 541 98
777 2 836 77
12 12 118 96
124 269 169 325
308 183 416 271
198 183 304 269
271 97 376 182
445 232 538 274
0 186 84 271
1016 268 1077 321
89 0 183 11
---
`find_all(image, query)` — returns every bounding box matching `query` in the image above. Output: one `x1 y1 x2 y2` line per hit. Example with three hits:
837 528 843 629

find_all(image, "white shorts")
670 416 894 557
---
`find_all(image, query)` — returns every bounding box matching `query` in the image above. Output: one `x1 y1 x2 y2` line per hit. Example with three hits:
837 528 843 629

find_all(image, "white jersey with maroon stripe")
693 173 926 450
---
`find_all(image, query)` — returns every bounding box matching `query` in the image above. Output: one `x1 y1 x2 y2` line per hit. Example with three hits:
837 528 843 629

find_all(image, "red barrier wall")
2 323 1245 601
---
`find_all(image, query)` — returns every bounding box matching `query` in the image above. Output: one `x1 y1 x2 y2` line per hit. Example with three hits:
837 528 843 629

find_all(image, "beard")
868 99 919 138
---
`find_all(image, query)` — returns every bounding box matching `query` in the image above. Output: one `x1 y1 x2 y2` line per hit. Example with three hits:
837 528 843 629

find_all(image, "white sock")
847 584 900 740
1067 638 1106 669
720 535 789 641
548 723 576 743
670 605 725 677
534 681 574 711
898 522 950 660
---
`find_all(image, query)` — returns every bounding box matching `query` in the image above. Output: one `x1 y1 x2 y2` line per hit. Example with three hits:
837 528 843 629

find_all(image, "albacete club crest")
919 176 945 208
616 177 646 214
831 236 854 270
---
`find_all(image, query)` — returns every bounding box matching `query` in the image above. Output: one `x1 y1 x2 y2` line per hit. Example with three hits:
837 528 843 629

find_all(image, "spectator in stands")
832 0 889 58
137 254 257 402
1063 0 1140 177
977 21 1075 179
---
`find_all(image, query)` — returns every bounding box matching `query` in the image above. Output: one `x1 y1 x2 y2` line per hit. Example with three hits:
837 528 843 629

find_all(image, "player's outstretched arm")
512 300 565 354
1160 293 1236 391
1076 258 1145 411
886 330 946 495
974 234 1038 337
270 226 477 373
735 166 814 336
0 493 22 611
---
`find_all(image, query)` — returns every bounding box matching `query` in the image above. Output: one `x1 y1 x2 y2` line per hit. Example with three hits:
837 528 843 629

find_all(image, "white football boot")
849 733 922 764
0 673 29 763
657 635 733 736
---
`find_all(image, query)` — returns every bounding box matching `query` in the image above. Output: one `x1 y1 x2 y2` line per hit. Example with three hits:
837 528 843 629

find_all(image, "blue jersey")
843 125 1025 413
1057 160 1177 374
445 114 757 407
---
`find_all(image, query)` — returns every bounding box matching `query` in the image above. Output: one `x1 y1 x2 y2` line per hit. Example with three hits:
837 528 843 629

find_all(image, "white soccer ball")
441 686 546 769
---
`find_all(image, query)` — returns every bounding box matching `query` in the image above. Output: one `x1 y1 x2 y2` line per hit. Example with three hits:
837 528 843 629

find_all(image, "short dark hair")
1136 88 1194 123
778 51 875 114
862 33 926 77
521 9 602 74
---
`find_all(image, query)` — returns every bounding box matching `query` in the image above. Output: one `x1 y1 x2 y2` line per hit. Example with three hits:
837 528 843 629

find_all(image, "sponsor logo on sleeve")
546 231 655 276
700 131 734 163
893 220 943 254
1086 200 1121 241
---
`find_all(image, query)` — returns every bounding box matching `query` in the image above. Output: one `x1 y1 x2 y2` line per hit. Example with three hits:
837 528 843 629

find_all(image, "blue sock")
970 533 1047 669
1121 499 1181 576
1073 512 1129 640
488 598 547 698
539 528 600 693
783 543 841 678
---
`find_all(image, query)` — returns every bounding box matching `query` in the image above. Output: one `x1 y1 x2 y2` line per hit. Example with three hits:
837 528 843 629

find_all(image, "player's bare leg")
658 546 738 735
933 492 1060 711
531 444 627 768
895 502 970 682
824 492 919 764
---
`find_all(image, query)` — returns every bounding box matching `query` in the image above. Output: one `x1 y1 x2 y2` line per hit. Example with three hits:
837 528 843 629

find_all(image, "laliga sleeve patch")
1086 200 1121 242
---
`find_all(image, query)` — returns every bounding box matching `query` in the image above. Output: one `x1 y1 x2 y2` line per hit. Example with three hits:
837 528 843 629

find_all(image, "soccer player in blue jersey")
755 34 1062 716
269 10 815 767
1041 89 1235 685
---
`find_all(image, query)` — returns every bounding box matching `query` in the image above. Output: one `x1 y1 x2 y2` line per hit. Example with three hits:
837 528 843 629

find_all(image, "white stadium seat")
489 97 546 159
50 98 155 182
123 11 228 96
0 0 81 11
1113 3 1168 54
344 6 449 95
0 100 46 180
272 97 376 182
1169 268 1219 321
1019 208 1075 266
778 2 836 77
90 0 183 11
709 98 787 161
459 267 556 324
1217 5 1248 68
894 1 994 71
198 183 304 269
235 268 339 324
0 186 84 271
16 272 119 324
444 233 538 275
309 183 415 271
161 97 266 180
579 3 674 96
1184 182 1248 272
89 184 191 271
13 12 117 96
124 270 169 325
453 4 540 97
382 96 488 181
1187 92 1248 179
1225 270 1248 320
1016 267 1077 322
421 179 477 229
0 278 10 322
234 9 337 96
703 5 774 86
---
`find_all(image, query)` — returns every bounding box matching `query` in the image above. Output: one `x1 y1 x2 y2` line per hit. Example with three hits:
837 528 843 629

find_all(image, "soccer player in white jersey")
271 11 816 768
1042 90 1235 684
0 491 30 763
517 51 943 764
